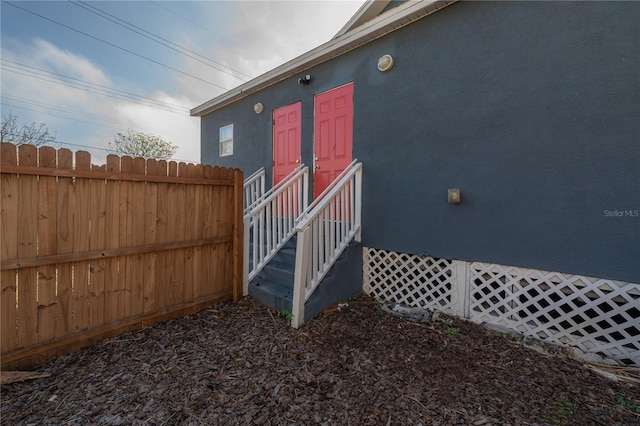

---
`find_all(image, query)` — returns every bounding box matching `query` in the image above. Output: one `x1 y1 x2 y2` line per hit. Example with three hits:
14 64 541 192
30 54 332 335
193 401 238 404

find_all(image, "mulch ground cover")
1 295 638 425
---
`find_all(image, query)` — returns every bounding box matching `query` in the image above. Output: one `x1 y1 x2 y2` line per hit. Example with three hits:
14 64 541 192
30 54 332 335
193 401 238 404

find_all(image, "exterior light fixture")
254 102 264 114
377 54 394 72
298 74 312 85
448 188 461 204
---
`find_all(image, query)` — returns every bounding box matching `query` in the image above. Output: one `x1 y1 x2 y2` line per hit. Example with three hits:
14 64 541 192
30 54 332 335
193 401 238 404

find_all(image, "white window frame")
219 124 233 157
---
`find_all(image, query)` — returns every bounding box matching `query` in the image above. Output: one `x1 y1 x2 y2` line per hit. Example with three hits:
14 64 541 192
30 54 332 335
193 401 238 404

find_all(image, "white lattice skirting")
363 247 640 366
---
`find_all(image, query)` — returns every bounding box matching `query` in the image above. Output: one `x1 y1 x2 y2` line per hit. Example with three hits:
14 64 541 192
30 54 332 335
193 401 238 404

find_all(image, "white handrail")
245 166 265 183
243 167 265 214
246 166 305 216
291 161 362 328
298 159 358 221
243 165 309 296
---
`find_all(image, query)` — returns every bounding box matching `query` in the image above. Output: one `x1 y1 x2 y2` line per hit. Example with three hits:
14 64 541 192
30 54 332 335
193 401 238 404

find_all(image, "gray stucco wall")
200 1 639 283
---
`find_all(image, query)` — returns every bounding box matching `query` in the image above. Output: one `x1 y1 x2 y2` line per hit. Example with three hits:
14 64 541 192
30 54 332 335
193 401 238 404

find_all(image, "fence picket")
73 151 91 333
17 145 38 352
182 162 195 301
89 162 107 328
129 157 146 316
104 155 121 323
37 147 58 343
221 168 235 296
172 161 186 305
119 156 134 319
1 143 18 357
233 169 244 301
199 165 214 295
56 148 74 338
189 164 204 298
165 161 179 306
204 166 219 295
204 166 222 294
144 159 159 312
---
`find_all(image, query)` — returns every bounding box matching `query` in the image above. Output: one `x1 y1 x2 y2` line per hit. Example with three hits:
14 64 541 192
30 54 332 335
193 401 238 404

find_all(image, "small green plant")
433 314 461 337
616 396 640 413
444 327 460 338
280 309 294 321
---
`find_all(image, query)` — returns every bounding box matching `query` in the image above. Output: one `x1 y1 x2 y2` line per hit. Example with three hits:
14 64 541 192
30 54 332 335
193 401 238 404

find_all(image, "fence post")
233 169 244 302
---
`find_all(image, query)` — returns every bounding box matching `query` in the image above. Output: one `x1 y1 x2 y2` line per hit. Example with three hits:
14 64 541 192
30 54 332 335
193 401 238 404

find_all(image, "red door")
314 83 353 198
273 102 302 185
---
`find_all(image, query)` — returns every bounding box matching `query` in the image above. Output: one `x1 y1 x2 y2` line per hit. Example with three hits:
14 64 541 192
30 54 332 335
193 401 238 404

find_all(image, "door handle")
295 159 300 163
315 164 320 170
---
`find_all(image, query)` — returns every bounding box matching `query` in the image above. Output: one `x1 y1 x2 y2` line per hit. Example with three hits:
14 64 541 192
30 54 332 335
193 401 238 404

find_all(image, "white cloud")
2 37 201 165
30 39 111 86
177 1 366 105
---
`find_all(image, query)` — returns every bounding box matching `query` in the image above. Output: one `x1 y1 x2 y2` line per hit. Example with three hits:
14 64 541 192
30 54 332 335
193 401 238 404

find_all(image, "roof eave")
333 0 391 38
190 0 456 117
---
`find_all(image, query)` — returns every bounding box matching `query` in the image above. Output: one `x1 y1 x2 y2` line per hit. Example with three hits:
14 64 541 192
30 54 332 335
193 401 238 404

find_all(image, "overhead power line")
47 140 112 153
56 139 199 163
1 101 152 134
50 138 200 164
150 1 266 62
2 101 202 163
3 1 229 91
2 94 167 134
69 0 252 82
1 66 187 115
1 59 189 114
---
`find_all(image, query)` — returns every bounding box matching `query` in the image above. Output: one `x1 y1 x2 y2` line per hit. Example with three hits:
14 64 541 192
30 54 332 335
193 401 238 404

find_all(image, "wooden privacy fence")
0 143 243 370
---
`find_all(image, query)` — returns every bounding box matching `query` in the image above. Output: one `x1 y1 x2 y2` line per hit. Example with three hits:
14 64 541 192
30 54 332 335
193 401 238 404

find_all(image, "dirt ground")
1 295 639 425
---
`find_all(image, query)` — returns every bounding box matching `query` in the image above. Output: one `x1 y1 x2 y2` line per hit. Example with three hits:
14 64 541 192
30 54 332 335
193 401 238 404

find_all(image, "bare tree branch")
1 112 56 147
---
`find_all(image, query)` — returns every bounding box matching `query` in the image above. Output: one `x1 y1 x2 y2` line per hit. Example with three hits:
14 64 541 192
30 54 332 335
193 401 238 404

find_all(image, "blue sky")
1 0 365 163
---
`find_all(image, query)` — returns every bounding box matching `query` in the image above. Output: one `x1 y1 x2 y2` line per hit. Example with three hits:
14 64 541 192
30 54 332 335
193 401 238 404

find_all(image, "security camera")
298 75 311 85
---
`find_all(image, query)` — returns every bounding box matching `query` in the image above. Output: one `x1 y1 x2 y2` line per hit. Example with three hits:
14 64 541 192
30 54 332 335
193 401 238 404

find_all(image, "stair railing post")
302 168 309 213
243 215 251 296
354 164 362 242
292 225 311 329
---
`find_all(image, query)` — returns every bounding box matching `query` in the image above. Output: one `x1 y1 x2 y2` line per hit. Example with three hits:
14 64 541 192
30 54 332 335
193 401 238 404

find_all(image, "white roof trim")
334 0 392 38
191 0 456 117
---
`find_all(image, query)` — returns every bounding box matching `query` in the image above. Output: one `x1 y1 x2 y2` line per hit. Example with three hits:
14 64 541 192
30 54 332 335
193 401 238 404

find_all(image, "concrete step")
248 234 362 323
248 235 296 312
259 262 294 288
248 235 296 259
248 277 293 313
